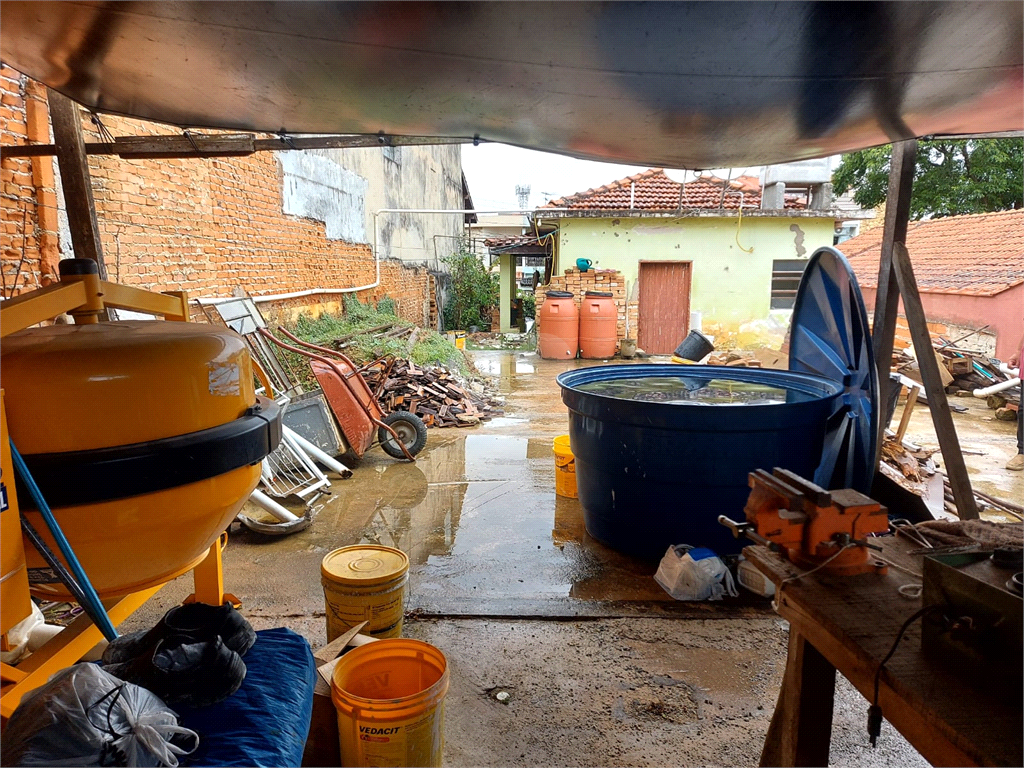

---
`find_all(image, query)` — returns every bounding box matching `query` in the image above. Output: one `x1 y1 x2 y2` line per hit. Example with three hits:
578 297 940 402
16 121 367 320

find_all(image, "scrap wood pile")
881 435 1023 522
360 358 503 428
889 332 1020 419
705 349 788 369
879 435 940 495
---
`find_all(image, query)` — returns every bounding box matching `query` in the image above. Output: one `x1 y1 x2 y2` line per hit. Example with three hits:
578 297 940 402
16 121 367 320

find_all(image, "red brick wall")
1 66 61 296
0 69 436 327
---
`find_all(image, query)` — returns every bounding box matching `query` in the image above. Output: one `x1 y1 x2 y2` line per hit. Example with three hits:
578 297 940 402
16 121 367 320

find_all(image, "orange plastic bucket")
331 638 450 767
553 435 577 499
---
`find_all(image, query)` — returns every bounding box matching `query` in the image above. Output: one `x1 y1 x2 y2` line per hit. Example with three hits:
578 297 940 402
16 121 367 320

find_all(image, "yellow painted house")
530 169 842 353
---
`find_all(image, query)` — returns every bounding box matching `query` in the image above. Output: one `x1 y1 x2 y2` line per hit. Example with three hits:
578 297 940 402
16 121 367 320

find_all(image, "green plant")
375 296 397 316
519 290 536 319
282 296 466 374
833 138 1023 219
441 242 498 331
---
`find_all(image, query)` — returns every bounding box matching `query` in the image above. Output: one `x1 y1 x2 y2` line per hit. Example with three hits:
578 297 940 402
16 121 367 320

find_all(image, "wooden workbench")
746 538 1022 767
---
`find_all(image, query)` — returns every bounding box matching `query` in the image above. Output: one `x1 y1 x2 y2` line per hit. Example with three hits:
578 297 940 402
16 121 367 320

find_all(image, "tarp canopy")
2 1 1021 168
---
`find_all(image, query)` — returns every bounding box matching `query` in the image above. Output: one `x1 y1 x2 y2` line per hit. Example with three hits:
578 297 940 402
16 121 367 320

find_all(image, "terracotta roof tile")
484 235 550 250
543 169 805 212
843 209 1024 297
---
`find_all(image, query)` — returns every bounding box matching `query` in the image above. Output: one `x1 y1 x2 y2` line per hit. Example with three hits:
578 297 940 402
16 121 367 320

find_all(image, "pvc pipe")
249 488 301 522
1000 363 1021 378
284 427 353 475
9 439 119 641
192 207 573 307
974 377 1021 398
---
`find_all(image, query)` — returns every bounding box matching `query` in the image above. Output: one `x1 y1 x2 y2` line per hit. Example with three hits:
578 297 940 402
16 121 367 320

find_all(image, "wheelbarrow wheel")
379 411 428 459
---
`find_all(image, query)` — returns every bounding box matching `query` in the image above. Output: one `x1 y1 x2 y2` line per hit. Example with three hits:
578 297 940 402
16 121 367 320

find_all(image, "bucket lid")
584 290 613 297
545 290 573 298
322 545 409 585
788 246 878 493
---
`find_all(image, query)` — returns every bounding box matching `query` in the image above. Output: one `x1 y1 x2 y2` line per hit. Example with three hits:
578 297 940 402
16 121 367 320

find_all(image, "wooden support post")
760 630 837 767
892 242 979 520
871 139 917 457
46 89 108 280
895 384 919 445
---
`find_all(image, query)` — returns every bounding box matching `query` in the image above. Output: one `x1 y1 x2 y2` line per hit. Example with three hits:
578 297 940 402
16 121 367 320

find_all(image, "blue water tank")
557 364 842 558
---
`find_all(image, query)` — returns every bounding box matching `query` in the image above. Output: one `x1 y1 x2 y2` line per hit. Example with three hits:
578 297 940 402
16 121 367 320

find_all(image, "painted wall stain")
789 223 806 257
279 151 369 243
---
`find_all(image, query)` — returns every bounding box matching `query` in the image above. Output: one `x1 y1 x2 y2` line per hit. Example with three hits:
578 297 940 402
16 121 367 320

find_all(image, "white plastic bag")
1 663 198 767
654 545 738 601
0 602 45 665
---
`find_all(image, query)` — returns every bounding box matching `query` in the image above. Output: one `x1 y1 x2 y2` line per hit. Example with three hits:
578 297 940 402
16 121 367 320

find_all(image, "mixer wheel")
379 411 428 458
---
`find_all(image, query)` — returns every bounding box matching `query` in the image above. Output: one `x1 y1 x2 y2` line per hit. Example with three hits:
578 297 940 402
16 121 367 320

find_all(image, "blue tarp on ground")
175 627 316 767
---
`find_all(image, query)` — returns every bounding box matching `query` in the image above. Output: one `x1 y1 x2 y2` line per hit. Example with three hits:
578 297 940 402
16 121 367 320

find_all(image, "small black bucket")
673 330 714 361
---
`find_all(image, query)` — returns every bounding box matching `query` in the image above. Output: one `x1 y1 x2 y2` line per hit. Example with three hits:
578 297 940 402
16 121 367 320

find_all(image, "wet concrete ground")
123 349 981 766
898 390 1021 514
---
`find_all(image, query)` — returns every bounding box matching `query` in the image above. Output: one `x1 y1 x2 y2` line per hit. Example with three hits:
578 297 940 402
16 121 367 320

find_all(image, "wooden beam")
0 133 469 159
759 630 837 767
891 242 979 520
46 89 108 280
871 138 917 458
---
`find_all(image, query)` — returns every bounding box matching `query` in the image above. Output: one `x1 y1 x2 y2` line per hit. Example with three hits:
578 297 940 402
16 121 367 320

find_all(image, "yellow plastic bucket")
332 638 449 768
553 435 577 499
321 545 409 641
445 331 467 350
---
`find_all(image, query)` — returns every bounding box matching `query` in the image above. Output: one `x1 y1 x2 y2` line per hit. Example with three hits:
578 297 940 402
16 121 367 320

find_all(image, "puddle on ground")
305 431 674 613
474 354 537 377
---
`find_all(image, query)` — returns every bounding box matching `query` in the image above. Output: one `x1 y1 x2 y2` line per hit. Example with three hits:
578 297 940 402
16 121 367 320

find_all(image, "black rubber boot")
104 634 247 707
102 601 256 666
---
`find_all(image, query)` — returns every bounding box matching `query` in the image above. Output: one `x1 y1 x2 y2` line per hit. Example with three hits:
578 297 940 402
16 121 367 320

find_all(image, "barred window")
770 259 807 309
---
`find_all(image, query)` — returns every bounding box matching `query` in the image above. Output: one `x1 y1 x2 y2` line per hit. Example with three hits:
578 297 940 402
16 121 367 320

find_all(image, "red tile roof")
544 168 805 211
843 209 1024 297
483 235 551 250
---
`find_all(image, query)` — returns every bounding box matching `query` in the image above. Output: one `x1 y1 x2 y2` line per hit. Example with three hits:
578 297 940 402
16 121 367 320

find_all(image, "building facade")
843 209 1024 360
0 67 466 327
537 170 838 352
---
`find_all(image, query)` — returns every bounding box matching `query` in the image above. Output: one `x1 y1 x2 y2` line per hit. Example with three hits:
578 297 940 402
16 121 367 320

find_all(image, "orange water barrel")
579 291 618 359
538 291 579 359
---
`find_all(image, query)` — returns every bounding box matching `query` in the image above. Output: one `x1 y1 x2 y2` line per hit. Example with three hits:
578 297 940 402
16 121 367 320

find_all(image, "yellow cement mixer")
2 320 279 599
0 259 280 718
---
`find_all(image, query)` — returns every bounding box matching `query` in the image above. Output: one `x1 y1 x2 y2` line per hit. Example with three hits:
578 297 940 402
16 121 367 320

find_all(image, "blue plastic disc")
788 246 878 493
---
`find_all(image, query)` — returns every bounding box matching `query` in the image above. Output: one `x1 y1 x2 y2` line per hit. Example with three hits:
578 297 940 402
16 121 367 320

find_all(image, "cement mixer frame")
0 269 239 719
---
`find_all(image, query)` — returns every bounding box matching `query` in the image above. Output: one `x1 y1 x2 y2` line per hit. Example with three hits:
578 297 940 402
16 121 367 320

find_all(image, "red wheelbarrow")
260 327 427 461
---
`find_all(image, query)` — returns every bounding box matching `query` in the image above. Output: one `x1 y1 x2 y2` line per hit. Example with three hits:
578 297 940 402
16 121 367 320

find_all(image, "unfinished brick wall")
536 268 638 346
257 261 437 328
0 69 437 328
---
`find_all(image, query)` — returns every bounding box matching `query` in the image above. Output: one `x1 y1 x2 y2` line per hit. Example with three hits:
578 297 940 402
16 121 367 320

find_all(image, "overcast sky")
460 143 763 211
461 143 838 211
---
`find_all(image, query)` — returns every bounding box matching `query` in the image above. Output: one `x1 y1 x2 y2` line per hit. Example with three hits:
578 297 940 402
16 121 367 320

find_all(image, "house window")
771 259 807 309
382 145 401 164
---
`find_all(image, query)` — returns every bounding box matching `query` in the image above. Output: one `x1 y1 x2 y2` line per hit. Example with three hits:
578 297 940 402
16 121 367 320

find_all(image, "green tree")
832 138 1023 220
441 243 498 331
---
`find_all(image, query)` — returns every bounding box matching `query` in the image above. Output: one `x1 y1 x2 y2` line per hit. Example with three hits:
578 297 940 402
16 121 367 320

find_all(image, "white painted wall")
317 144 465 267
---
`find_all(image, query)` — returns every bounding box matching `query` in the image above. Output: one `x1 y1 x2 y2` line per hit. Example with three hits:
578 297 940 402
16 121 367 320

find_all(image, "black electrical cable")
20 514 93 611
868 604 940 747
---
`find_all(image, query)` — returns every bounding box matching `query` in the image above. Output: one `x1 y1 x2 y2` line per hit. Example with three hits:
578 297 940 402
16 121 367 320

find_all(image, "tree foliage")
832 138 1023 220
441 243 498 331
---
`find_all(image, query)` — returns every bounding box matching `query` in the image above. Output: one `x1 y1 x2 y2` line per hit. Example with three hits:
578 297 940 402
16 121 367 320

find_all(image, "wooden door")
637 261 691 355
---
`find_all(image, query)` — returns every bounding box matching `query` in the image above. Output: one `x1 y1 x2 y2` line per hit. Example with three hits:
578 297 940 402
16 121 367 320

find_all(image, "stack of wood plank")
361 358 503 428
